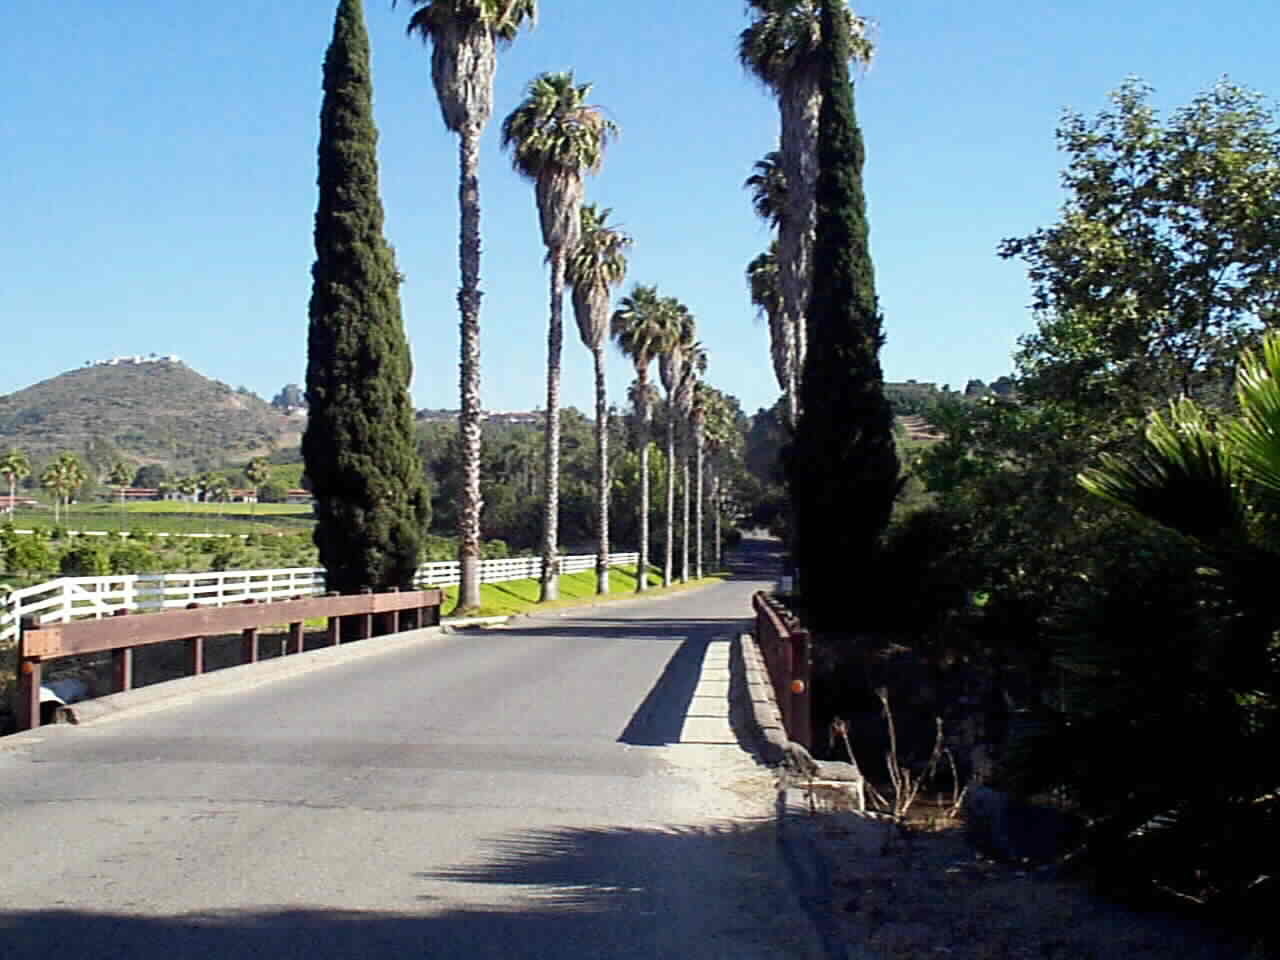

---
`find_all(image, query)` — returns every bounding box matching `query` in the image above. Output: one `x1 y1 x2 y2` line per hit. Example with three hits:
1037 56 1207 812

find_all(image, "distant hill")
0 361 302 470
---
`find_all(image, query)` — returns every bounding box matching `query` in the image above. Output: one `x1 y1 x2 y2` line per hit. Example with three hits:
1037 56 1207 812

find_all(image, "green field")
438 565 714 618
6 501 314 536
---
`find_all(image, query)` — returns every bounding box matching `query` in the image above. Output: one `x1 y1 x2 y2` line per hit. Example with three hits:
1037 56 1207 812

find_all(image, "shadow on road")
0 821 824 960
617 634 711 746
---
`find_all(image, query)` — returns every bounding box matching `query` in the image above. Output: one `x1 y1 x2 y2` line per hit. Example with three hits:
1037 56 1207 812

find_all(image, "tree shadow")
0 820 827 960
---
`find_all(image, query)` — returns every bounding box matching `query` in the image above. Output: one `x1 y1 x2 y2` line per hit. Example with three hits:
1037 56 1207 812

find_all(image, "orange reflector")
790 679 805 694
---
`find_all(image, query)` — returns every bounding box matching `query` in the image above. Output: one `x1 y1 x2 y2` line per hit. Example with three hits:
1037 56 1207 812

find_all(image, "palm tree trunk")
664 418 675 587
712 472 722 569
456 123 485 613
539 252 565 603
593 343 609 595
680 440 690 583
637 387 650 593
779 76 821 425
695 429 705 580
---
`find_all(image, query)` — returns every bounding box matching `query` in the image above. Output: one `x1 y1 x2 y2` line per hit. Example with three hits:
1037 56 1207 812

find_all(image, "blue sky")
4 0 1278 419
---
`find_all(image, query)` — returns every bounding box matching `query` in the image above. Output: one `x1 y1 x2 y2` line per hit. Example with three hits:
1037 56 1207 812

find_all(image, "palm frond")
1079 397 1249 546
1227 332 1280 499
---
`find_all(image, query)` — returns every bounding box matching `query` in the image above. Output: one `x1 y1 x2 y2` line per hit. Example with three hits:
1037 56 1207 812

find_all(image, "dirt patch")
796 789 1250 959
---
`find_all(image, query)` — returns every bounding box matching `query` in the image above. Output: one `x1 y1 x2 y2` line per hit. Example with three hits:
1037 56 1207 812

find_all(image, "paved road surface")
0 541 824 959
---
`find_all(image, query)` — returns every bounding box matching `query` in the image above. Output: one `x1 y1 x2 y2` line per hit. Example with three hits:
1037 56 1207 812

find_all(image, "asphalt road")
0 540 824 959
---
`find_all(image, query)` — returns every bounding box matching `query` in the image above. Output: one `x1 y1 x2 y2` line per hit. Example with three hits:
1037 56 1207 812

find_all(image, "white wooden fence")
0 552 640 647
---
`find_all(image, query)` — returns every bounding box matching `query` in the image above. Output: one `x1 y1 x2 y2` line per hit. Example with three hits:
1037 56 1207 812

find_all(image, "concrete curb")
2 626 449 746
734 631 873 960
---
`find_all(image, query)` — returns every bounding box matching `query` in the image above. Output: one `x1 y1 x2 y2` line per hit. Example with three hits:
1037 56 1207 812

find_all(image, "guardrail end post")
17 616 42 731
112 646 133 693
360 587 373 639
241 626 259 664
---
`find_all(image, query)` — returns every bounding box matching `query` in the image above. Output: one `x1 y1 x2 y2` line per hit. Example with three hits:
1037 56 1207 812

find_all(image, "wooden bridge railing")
752 591 812 749
15 588 442 732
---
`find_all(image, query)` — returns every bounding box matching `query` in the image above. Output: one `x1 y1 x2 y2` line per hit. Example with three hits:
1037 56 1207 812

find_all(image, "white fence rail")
0 552 640 647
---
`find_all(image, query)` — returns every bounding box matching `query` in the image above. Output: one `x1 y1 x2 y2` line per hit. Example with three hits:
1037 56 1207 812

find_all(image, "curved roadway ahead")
0 541 824 959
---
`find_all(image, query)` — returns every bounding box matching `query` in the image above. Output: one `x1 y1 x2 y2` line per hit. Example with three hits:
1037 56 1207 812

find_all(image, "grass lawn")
437 564 725 618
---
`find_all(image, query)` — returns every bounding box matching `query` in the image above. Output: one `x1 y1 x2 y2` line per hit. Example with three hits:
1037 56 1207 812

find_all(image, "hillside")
0 361 302 470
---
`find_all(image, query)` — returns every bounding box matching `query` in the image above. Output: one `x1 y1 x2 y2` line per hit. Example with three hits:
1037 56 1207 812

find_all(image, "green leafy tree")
303 0 430 595
1000 78 1280 414
740 0 873 422
566 203 632 594
1 449 30 516
1059 334 1280 925
5 532 52 577
787 0 899 635
612 285 678 591
501 71 616 602
399 0 535 615
60 540 110 577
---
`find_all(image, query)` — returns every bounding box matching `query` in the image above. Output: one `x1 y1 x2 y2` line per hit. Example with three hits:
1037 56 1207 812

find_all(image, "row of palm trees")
741 0 874 426
397 0 734 610
0 450 276 524
0 451 85 525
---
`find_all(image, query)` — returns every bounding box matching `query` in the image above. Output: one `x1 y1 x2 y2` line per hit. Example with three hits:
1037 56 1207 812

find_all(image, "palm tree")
658 298 694 587
612 284 679 592
106 460 133 529
700 386 741 571
744 149 788 228
502 71 616 602
1 449 30 516
740 0 873 416
691 383 709 580
245 456 271 518
677 341 706 583
746 245 793 424
566 203 632 594
57 452 86 525
400 0 536 615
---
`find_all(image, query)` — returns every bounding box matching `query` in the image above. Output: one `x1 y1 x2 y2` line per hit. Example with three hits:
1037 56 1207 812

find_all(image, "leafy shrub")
208 542 243 571
109 542 159 575
5 535 53 577
59 541 110 576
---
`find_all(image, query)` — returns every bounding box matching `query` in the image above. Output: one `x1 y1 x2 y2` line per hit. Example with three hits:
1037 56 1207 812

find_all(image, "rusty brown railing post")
184 602 204 675
384 587 400 635
240 599 259 664
325 592 341 645
17 616 43 731
359 587 373 639
111 609 133 692
790 629 812 750
287 619 304 655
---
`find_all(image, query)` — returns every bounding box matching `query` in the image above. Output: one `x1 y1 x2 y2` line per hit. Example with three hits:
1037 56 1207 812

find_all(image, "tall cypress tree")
304 0 429 595
788 0 899 635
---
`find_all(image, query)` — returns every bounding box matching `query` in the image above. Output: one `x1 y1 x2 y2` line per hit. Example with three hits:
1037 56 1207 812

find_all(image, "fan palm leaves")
746 245 793 421
502 70 616 603
1 449 30 516
1079 331 1280 642
740 0 873 420
567 204 632 594
40 453 86 526
744 150 788 229
399 0 535 614
612 284 680 591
